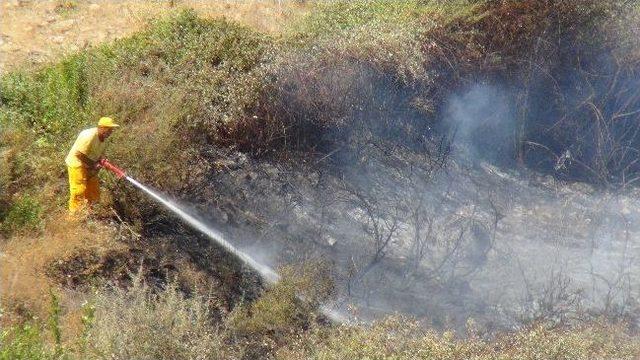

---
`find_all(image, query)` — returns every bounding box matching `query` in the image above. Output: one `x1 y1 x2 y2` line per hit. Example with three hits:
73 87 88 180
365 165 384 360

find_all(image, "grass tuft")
0 194 43 237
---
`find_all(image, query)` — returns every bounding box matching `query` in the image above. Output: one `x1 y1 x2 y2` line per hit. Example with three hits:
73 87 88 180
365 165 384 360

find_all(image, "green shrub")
0 55 93 214
47 290 63 357
0 324 51 360
0 54 90 141
229 277 310 338
37 55 90 138
0 194 43 236
226 264 335 358
0 293 71 360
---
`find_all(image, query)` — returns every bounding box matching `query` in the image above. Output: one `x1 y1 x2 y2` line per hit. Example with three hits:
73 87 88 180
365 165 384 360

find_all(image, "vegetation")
0 194 43 236
278 317 639 359
1 279 638 359
3 0 637 224
83 277 225 360
0 324 49 360
1 9 273 225
1 0 640 359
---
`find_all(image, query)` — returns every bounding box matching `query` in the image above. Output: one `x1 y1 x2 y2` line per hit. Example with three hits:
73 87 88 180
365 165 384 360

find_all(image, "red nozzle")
98 158 126 179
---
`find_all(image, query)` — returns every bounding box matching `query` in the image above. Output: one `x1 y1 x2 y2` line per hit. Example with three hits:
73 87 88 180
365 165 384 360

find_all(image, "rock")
27 50 48 64
219 211 229 224
1 42 18 52
51 35 64 44
52 19 75 32
263 164 279 177
245 172 258 181
234 152 248 166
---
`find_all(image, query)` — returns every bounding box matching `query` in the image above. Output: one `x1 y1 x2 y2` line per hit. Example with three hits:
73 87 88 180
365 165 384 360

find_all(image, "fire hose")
98 158 126 179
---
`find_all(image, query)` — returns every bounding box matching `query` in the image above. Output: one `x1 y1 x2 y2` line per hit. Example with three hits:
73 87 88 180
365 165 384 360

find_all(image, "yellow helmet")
98 117 119 128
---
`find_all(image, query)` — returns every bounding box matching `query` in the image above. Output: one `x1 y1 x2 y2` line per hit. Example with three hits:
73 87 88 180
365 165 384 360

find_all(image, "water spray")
98 159 347 323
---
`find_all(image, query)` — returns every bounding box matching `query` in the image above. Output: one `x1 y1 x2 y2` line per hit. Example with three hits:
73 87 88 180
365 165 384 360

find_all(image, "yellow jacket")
65 128 107 168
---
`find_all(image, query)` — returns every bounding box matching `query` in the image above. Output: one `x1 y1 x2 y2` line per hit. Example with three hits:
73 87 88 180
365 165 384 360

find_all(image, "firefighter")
65 117 119 212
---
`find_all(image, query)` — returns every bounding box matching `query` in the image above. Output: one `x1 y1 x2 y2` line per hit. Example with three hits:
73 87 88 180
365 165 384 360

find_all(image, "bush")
78 267 332 359
0 324 51 360
94 10 273 222
83 277 226 360
226 264 335 358
0 194 43 236
0 54 90 140
0 289 69 360
0 55 93 217
288 0 472 40
227 0 449 158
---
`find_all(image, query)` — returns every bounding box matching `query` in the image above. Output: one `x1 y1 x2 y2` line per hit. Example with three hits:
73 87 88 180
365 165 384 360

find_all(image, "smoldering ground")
126 1 640 334
158 81 639 333
434 84 640 330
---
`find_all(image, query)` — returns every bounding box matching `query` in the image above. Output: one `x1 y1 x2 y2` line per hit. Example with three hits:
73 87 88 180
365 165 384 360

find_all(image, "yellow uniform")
66 128 107 212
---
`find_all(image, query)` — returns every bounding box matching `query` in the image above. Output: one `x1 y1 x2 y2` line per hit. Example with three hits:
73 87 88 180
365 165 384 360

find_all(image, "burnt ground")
103 142 640 333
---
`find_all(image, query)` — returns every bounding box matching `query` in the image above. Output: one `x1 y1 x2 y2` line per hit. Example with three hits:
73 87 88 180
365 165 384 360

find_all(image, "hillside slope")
1 1 640 359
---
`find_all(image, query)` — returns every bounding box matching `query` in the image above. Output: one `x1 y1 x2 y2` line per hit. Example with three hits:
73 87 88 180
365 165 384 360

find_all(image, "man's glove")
88 161 101 178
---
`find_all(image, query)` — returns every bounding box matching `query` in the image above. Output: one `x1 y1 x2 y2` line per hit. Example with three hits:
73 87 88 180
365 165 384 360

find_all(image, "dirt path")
0 0 308 73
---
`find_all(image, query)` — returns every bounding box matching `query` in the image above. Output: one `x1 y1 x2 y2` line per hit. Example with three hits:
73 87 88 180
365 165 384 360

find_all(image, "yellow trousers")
68 166 100 212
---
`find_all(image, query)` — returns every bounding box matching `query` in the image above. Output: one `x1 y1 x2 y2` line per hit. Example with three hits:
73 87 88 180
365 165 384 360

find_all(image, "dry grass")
84 276 227 360
0 0 310 73
0 211 124 332
277 316 640 360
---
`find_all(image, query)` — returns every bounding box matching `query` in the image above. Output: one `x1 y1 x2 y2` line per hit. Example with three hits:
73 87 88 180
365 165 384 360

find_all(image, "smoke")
167 73 640 332
445 84 517 164
135 2 640 332
136 75 640 333
263 75 640 331
407 83 640 330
